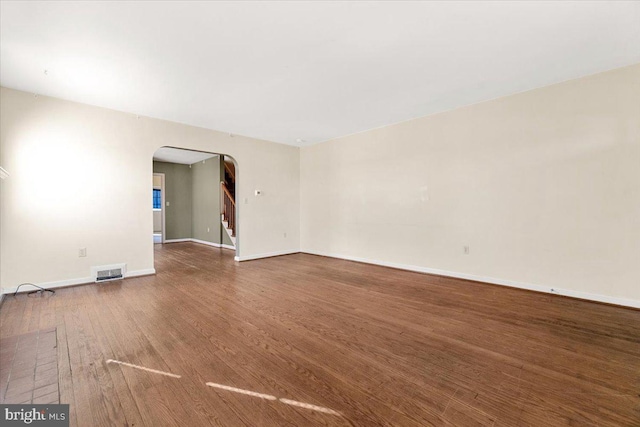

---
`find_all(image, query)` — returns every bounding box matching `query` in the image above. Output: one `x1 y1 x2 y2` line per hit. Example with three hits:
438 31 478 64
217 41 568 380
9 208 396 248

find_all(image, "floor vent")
92 264 126 283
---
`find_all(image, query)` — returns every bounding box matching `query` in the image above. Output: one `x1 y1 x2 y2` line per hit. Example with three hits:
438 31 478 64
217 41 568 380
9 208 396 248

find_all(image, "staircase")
221 159 236 246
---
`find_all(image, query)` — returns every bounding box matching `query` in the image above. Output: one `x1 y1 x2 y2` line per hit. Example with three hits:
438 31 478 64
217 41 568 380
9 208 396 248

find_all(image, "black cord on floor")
13 283 55 297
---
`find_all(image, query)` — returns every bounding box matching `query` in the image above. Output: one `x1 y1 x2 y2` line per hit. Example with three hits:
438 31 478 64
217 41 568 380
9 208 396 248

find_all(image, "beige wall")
0 87 300 290
301 64 640 306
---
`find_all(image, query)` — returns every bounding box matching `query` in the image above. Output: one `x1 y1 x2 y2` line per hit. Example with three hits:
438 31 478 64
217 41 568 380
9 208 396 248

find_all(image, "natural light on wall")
14 126 97 218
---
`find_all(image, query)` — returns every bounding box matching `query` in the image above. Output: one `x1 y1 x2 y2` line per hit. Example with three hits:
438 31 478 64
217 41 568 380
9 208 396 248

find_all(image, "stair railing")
224 162 235 182
221 181 235 236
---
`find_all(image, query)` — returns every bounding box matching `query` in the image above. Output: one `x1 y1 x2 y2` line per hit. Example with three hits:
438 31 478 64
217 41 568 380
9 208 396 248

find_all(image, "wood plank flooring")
0 327 60 404
1 242 639 426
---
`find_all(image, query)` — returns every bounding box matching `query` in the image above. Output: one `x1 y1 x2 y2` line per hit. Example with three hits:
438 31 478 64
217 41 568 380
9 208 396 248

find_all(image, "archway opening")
151 146 238 267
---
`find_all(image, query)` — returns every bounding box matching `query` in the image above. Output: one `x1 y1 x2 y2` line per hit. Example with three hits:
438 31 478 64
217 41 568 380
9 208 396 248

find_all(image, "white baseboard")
164 238 236 250
2 276 93 295
235 249 300 262
1 268 157 295
127 268 156 278
191 238 222 247
302 250 640 309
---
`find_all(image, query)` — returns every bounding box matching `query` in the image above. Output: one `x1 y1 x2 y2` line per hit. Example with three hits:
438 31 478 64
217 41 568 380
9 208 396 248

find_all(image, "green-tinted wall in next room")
191 157 221 244
152 161 192 240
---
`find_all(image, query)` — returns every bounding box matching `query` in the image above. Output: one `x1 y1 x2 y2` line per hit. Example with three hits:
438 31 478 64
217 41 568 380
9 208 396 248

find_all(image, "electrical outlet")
79 248 87 257
207 227 210 233
464 246 469 254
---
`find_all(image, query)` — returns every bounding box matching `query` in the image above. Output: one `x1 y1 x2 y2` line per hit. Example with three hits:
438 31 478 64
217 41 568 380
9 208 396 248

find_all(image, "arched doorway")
151 147 238 266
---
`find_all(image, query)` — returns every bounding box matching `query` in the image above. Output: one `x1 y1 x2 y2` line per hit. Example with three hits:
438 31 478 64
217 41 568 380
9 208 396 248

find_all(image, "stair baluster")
221 181 236 237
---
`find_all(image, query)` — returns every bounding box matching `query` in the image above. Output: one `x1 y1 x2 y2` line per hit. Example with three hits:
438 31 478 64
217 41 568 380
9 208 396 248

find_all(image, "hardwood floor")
1 242 639 426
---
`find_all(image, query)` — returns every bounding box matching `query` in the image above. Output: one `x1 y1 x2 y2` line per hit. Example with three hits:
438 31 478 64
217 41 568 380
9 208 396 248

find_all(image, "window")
153 189 162 209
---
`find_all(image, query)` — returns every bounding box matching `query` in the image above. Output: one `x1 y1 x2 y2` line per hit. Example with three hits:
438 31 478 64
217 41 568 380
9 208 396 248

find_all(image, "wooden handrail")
224 162 235 182
221 182 235 205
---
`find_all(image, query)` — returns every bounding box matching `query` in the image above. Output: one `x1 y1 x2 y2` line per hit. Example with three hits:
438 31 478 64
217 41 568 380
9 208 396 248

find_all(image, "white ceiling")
153 147 218 165
1 2 639 146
